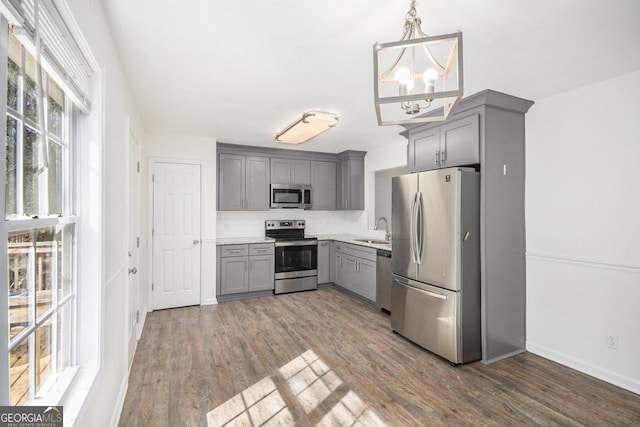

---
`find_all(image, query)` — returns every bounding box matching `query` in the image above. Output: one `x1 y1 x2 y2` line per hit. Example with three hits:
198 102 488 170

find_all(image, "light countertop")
215 234 392 251
311 234 392 251
215 237 275 245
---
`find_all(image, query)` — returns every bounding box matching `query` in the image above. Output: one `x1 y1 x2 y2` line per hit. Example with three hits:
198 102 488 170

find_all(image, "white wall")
63 1 146 425
525 70 640 394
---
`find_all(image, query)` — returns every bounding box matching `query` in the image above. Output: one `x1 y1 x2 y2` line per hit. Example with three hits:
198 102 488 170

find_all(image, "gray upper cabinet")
409 127 440 172
218 154 245 210
337 152 365 210
246 157 271 210
440 114 480 168
401 89 534 364
218 154 270 211
217 143 365 211
291 160 311 184
407 114 480 173
270 158 311 184
310 161 337 210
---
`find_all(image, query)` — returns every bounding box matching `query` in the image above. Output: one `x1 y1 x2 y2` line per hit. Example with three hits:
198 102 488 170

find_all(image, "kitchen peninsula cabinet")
401 89 534 363
270 158 311 184
333 242 376 302
217 243 275 300
218 154 270 211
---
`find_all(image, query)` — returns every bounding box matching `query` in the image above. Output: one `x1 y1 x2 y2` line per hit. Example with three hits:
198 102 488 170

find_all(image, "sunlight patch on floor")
279 349 343 414
207 349 386 426
206 376 293 426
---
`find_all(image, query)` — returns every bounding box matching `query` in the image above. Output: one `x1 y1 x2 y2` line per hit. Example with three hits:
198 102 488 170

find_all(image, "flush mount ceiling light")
275 111 339 144
373 0 463 126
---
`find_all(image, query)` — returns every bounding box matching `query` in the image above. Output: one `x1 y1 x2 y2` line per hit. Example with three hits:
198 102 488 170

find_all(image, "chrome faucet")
374 217 391 241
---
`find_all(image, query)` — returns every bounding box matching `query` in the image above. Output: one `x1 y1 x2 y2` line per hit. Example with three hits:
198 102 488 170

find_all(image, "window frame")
2 22 78 405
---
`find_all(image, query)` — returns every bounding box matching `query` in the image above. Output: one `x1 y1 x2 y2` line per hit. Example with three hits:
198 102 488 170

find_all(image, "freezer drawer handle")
394 279 448 300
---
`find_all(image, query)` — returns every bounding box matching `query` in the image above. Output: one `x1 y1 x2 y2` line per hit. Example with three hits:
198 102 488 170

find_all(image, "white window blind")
1 0 93 112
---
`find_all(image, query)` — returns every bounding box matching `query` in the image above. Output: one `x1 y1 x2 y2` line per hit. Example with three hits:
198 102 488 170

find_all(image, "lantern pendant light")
374 0 463 126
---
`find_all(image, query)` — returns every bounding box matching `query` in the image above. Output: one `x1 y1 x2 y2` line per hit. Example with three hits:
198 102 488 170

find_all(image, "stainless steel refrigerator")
391 167 481 364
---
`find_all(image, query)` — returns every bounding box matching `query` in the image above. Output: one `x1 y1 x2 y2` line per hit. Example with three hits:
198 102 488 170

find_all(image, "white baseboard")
527 342 640 395
201 297 218 305
109 377 129 427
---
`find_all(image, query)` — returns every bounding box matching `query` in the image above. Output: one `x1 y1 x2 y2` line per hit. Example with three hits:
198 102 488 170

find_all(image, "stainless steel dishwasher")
376 249 392 312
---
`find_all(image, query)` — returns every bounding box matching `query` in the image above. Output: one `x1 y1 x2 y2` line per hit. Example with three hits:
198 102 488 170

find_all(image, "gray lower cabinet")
337 152 365 210
317 240 331 284
248 255 274 291
407 114 480 173
219 256 248 294
270 158 311 185
218 243 275 296
218 154 270 210
310 161 337 210
333 242 376 302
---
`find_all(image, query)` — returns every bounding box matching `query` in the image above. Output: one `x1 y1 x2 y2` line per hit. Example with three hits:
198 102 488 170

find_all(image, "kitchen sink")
354 238 390 245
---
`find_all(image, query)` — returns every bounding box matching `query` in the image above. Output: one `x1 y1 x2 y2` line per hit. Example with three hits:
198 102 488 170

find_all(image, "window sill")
30 366 80 407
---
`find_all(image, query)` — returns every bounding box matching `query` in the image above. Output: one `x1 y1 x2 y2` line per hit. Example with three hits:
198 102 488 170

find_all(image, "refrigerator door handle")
410 192 418 264
416 191 424 264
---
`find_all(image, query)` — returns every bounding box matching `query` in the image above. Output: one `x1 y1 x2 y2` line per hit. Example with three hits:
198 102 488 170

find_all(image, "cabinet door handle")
434 151 440 165
441 149 447 163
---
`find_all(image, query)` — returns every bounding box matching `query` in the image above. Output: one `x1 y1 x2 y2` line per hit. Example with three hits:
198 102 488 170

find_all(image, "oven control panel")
265 220 305 230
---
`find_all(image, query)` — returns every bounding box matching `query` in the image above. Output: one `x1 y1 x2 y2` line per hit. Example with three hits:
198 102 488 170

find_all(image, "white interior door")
152 162 202 310
127 131 140 366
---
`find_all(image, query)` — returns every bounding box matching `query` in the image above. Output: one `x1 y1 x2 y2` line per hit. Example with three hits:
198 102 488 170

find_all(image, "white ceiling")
100 0 640 153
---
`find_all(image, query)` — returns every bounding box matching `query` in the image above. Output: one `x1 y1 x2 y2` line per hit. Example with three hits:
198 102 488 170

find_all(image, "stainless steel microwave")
270 184 312 209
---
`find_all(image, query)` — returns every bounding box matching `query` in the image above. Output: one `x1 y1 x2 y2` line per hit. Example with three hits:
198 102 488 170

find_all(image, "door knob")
193 239 200 245
129 267 137 275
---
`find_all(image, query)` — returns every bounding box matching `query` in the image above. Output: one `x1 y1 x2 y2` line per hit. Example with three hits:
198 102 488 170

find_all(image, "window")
4 28 76 405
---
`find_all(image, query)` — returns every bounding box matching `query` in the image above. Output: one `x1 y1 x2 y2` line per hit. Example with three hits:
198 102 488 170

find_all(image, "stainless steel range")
265 220 318 294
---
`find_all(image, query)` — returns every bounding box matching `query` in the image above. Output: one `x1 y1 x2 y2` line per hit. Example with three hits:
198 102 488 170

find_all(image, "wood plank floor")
119 288 640 426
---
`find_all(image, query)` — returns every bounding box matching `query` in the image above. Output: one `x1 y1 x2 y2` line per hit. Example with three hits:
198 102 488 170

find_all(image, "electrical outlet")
606 334 618 350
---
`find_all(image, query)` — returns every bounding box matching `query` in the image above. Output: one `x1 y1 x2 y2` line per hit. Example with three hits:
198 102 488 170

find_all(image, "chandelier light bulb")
394 67 412 84
395 67 415 96
423 68 438 93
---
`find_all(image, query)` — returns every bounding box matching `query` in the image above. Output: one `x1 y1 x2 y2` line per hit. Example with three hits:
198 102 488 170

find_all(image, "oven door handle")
275 240 318 247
